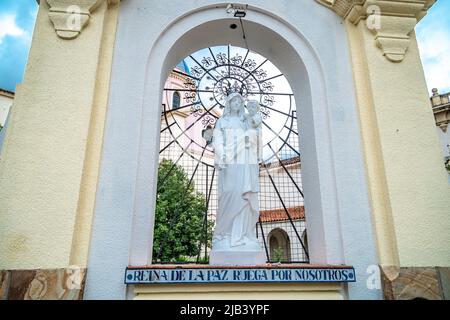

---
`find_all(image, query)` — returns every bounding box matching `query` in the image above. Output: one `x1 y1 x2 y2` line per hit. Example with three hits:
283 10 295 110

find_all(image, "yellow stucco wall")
69 1 120 268
0 1 119 270
346 20 450 267
133 283 345 300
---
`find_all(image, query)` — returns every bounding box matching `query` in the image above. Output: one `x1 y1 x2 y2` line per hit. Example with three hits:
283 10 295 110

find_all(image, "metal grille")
156 45 309 264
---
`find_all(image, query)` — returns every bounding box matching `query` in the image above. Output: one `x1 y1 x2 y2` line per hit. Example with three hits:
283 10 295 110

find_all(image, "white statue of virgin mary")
209 92 266 266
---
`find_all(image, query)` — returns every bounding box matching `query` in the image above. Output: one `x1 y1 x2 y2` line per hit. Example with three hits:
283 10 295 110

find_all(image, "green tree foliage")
272 247 284 263
153 159 213 263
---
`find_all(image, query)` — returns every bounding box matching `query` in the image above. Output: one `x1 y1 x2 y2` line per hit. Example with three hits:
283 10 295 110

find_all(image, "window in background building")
172 91 181 109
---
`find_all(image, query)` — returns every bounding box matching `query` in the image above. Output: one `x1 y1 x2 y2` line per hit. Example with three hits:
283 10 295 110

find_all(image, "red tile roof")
0 88 14 97
259 206 305 223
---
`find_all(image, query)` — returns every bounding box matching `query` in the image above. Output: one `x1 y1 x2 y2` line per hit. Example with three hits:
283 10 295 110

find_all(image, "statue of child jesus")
243 100 263 164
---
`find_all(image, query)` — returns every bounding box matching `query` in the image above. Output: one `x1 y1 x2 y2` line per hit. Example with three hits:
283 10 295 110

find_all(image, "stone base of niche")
0 268 86 300
380 266 450 300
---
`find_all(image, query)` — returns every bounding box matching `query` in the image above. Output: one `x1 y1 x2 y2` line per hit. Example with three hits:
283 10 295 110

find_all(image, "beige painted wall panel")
133 283 344 300
348 20 450 267
0 2 112 269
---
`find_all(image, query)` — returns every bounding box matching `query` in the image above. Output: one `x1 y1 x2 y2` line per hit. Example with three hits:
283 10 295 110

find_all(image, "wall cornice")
45 0 120 39
315 0 436 62
431 89 450 133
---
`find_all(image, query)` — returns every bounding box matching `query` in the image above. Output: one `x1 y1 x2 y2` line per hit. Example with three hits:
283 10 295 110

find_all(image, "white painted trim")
85 0 381 300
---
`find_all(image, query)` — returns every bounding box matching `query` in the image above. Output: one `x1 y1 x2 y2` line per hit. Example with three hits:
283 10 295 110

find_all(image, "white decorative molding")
315 0 436 62
46 0 119 39
431 89 450 133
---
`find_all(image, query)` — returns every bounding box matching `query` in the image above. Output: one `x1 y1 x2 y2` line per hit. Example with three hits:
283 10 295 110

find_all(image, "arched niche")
85 1 380 300
135 13 335 267
268 228 292 262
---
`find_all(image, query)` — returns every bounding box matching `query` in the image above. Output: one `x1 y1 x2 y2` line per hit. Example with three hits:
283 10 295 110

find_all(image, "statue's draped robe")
213 117 261 248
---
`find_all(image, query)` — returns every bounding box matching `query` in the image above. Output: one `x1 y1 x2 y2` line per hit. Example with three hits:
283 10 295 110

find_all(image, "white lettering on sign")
124 267 356 284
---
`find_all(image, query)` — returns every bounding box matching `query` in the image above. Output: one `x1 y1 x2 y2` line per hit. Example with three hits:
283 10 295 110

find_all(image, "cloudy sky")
416 0 450 93
0 0 449 94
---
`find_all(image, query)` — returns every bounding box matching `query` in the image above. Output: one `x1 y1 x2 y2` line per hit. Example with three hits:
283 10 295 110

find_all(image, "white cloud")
0 14 25 45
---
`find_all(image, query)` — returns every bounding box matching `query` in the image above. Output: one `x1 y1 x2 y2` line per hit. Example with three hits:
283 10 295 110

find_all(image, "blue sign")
124 266 356 284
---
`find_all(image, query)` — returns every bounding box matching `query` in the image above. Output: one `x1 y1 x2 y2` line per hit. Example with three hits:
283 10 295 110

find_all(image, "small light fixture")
225 4 248 18
234 10 246 18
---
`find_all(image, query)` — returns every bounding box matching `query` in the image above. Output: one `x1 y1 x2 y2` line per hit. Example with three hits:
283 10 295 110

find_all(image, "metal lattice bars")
157 45 309 264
